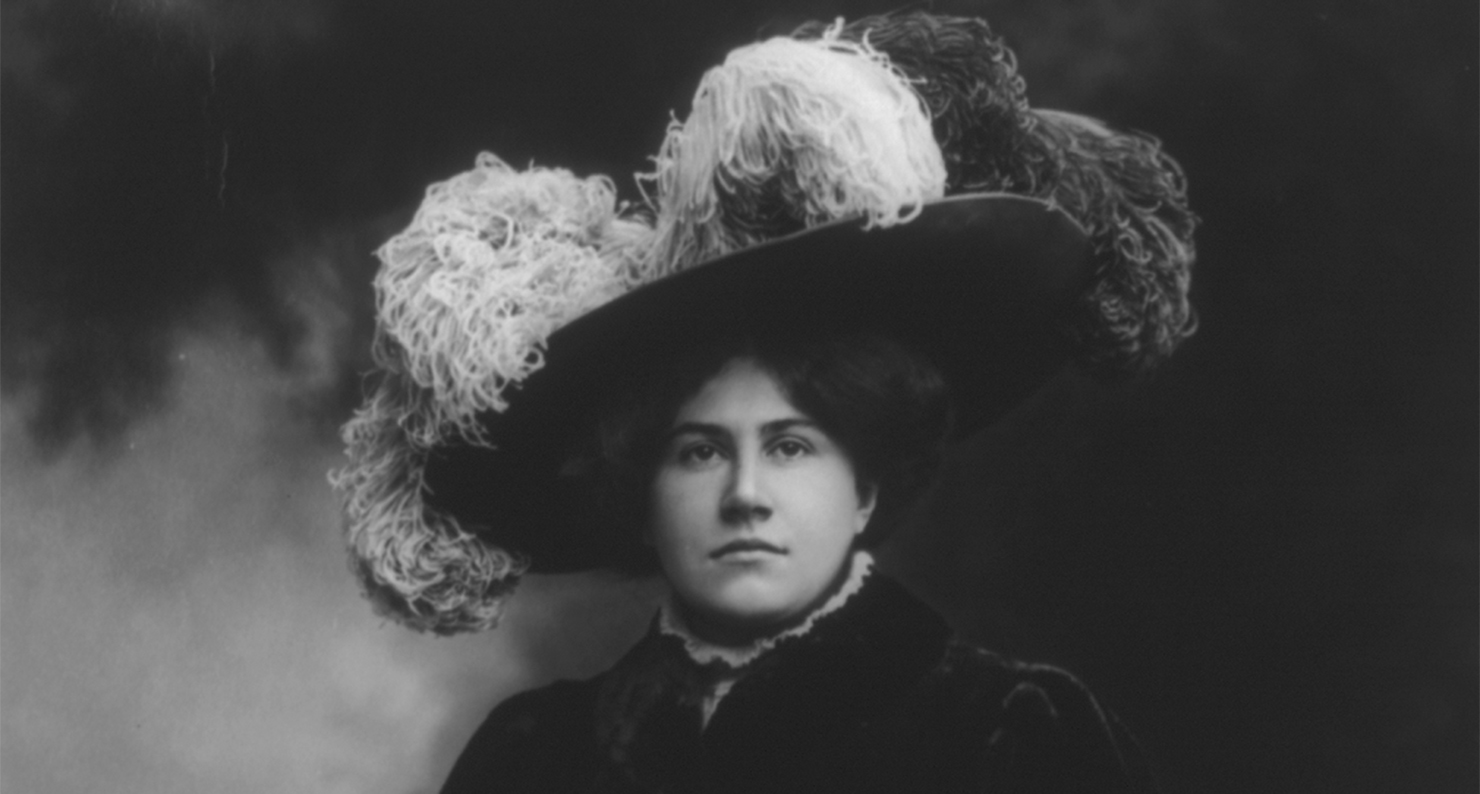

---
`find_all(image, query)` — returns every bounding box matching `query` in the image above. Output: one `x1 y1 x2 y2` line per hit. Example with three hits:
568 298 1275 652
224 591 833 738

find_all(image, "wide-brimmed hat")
331 11 1197 634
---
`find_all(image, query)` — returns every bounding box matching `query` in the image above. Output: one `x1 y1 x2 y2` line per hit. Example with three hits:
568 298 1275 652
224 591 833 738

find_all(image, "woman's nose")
720 448 772 525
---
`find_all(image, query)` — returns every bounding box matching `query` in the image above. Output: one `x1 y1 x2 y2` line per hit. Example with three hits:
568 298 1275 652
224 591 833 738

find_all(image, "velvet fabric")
441 573 1155 793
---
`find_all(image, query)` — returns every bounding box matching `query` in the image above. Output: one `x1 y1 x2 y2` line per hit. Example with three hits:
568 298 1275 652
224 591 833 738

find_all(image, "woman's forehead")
673 357 807 426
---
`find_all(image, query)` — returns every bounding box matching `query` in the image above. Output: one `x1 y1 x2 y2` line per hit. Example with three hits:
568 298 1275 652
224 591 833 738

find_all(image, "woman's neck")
659 551 875 669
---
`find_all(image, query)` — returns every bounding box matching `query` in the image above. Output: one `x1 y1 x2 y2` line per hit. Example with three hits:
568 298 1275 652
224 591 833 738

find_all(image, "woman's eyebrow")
664 421 729 441
759 418 819 436
664 417 816 441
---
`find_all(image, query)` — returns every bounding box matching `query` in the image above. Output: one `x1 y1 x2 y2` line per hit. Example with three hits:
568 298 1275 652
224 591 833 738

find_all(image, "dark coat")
441 574 1155 793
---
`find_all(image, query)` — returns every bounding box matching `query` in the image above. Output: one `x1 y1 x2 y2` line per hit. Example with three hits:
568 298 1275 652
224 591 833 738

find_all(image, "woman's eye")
676 442 722 465
769 439 811 460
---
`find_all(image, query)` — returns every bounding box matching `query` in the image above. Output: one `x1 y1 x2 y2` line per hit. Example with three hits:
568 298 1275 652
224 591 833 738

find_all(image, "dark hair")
592 332 954 566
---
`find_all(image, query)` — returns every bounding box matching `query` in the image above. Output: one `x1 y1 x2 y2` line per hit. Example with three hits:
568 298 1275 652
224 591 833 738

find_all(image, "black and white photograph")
2 1 1474 792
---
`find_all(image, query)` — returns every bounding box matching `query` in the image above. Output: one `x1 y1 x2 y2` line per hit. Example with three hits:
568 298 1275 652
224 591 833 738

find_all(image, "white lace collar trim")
658 551 875 670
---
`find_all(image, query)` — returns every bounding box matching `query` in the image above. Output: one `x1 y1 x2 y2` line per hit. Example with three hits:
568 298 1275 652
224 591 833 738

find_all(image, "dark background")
3 0 1475 791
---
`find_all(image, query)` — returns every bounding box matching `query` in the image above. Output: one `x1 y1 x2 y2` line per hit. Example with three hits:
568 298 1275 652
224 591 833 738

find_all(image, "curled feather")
1028 110 1197 373
799 11 1198 372
374 153 640 443
334 154 655 633
793 12 1036 194
640 27 946 277
329 375 528 634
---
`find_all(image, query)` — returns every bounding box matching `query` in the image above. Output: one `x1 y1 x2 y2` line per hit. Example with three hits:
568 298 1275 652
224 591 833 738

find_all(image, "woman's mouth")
710 539 786 559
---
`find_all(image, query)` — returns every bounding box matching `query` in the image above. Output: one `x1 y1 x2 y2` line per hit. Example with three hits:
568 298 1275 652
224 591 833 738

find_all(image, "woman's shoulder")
484 677 598 730
905 642 1157 792
439 677 604 794
927 642 1110 714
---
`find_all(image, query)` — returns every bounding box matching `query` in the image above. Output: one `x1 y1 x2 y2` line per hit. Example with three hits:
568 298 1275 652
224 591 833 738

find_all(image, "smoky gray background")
2 1 1474 792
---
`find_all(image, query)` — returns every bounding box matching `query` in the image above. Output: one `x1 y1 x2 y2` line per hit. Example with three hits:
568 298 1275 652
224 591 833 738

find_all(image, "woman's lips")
710 539 786 559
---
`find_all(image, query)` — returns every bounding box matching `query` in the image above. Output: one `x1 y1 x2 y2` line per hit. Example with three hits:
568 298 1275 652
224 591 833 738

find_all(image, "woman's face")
649 357 875 645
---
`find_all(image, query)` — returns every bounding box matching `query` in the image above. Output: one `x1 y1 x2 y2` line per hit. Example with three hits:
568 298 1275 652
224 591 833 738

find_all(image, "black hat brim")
422 193 1092 571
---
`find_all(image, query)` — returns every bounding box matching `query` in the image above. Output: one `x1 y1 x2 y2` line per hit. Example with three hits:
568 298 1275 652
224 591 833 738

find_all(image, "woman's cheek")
652 474 714 561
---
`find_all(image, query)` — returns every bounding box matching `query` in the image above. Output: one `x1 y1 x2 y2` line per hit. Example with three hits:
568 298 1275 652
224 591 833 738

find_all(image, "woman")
332 10 1195 793
440 332 1160 792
